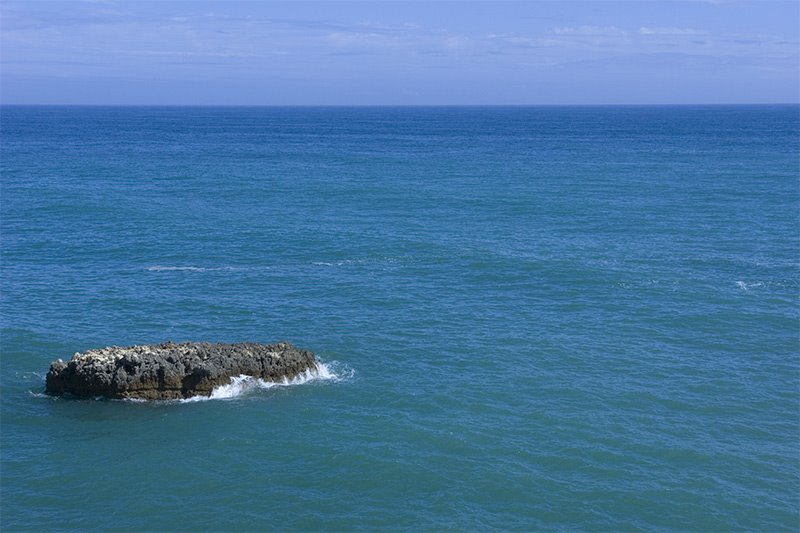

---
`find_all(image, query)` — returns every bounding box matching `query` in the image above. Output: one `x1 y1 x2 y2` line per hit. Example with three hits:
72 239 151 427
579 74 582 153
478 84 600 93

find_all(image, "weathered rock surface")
45 341 317 400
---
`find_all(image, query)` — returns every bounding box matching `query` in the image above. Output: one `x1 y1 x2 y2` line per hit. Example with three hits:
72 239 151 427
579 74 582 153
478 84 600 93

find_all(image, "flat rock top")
69 341 295 363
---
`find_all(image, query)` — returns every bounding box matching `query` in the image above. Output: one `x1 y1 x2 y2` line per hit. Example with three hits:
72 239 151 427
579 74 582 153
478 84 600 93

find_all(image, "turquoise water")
1 105 798 531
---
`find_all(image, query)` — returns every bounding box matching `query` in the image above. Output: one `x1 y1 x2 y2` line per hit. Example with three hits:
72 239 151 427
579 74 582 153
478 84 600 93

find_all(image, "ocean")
1 105 798 531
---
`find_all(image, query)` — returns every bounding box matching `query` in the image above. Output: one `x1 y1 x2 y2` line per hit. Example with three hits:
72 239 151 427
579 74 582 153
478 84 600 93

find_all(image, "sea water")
1 105 798 531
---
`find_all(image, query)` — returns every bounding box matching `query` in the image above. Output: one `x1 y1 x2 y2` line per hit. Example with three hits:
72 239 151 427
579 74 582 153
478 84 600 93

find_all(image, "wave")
312 257 402 268
145 266 231 272
147 257 405 273
736 280 764 291
312 259 372 266
179 361 350 403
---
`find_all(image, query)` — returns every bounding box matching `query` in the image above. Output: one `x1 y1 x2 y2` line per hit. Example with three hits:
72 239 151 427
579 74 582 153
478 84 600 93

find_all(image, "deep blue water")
1 105 798 531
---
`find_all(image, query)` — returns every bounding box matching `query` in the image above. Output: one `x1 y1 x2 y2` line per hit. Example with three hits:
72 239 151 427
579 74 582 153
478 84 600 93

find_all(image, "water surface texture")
2 106 798 531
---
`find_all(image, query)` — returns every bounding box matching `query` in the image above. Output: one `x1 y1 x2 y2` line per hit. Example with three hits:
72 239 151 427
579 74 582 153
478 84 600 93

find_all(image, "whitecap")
736 280 764 291
18 371 46 381
146 266 212 272
312 258 400 268
179 361 349 403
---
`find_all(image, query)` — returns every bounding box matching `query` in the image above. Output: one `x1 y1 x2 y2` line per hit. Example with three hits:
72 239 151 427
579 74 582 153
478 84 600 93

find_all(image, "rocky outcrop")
45 341 317 400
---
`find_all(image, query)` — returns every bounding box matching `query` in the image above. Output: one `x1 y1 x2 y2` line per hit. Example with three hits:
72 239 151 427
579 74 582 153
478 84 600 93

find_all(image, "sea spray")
180 361 349 403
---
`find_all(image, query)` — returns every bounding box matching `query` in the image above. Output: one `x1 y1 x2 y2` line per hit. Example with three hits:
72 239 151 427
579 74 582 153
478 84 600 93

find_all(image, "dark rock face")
45 341 317 400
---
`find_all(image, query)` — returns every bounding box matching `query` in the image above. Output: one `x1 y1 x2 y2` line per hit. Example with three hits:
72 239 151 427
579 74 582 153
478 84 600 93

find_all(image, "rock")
45 341 317 400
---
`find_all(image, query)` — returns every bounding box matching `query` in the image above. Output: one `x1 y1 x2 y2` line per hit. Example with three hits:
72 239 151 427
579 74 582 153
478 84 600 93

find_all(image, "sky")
1 1 798 105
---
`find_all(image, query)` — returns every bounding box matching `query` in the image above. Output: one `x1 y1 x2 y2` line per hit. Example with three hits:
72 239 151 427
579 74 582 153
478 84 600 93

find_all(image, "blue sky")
1 1 798 105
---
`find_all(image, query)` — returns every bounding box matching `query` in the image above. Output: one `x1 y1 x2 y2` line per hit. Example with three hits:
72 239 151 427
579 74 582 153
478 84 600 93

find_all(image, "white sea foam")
145 265 273 273
736 280 764 291
312 257 402 268
179 361 349 403
312 260 358 267
146 266 223 272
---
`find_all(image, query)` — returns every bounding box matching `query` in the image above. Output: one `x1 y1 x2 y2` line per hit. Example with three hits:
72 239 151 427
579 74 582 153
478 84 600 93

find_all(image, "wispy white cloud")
550 25 627 36
108 49 260 59
327 31 399 47
639 26 706 35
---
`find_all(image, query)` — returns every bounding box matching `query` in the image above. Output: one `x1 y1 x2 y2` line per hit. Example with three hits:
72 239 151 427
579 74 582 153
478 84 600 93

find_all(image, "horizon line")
1 102 798 108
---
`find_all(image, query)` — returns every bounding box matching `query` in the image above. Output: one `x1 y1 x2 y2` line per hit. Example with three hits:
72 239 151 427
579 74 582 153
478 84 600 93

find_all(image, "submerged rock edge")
45 341 317 400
